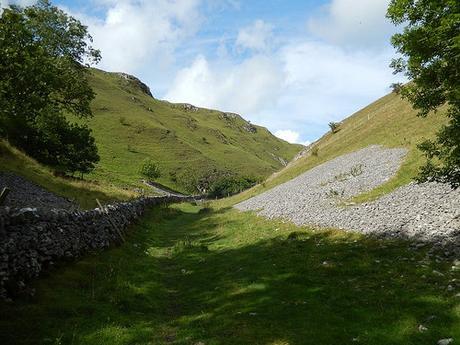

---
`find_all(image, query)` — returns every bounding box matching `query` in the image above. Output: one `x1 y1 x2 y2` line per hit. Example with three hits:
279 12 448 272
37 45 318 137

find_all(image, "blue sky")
3 0 403 145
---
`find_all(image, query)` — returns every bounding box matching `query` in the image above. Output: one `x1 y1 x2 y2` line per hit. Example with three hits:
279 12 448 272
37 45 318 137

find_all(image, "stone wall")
0 195 198 299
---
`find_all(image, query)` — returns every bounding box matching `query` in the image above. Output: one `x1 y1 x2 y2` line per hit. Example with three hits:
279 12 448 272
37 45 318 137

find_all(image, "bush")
209 176 259 198
390 83 403 94
311 146 319 157
328 122 340 134
26 111 99 175
176 167 224 194
139 159 161 181
119 116 128 126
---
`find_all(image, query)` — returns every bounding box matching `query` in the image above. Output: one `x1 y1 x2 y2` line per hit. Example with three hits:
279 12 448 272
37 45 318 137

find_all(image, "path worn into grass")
0 204 459 345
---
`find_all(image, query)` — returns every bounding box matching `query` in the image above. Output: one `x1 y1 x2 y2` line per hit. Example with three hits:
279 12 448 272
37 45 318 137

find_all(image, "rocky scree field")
226 89 449 207
236 145 460 255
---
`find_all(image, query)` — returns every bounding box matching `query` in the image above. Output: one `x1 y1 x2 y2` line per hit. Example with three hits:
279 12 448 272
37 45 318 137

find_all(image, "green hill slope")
82 69 302 192
0 140 134 209
224 90 448 206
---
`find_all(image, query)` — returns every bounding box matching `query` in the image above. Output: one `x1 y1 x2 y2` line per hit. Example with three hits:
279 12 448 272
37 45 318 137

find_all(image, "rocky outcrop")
117 72 153 98
0 194 200 299
220 112 241 121
174 103 199 112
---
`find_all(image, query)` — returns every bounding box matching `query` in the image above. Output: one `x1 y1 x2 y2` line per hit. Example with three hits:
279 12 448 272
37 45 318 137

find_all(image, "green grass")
220 91 448 207
0 67 301 207
81 69 302 192
2 203 458 344
0 140 135 209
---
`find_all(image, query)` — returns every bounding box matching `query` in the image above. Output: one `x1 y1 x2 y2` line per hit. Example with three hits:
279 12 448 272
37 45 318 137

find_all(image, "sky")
1 0 404 145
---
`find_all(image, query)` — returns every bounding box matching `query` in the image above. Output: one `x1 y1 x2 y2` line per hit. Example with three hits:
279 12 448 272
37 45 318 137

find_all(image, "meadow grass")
0 140 135 209
80 69 302 192
1 203 458 345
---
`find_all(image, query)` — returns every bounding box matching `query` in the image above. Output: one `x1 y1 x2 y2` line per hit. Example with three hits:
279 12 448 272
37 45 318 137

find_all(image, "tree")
387 0 460 187
209 175 259 198
140 159 161 181
390 82 403 94
328 122 340 134
0 0 101 174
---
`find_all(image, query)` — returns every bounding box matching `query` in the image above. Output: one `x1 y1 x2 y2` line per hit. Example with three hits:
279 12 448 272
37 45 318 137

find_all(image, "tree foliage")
174 167 258 196
208 175 259 198
387 0 460 187
0 0 101 174
328 122 340 134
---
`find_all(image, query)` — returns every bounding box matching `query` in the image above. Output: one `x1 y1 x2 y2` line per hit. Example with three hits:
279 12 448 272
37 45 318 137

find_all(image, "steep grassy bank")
222 92 448 206
1 203 458 344
82 69 302 192
0 140 135 209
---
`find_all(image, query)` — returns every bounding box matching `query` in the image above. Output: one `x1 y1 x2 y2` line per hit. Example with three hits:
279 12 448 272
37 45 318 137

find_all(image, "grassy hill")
0 140 135 209
224 90 448 206
81 69 302 192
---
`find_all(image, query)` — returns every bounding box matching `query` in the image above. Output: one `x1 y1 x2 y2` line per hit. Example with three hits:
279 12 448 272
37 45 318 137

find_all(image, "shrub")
311 146 319 157
390 83 403 94
29 112 99 175
350 164 363 177
328 122 340 134
119 116 128 126
209 176 259 198
139 159 161 181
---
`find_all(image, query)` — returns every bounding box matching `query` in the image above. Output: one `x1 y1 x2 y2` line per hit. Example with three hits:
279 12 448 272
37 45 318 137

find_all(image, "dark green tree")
328 122 340 134
387 0 460 187
0 0 101 174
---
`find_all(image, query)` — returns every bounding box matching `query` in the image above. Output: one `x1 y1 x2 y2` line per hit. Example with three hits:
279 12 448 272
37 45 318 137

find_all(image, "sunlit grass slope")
1 203 458 344
223 91 448 206
0 140 135 209
83 69 302 192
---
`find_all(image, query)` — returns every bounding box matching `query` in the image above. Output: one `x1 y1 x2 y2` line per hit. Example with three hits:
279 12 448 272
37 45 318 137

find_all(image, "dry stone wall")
0 195 198 299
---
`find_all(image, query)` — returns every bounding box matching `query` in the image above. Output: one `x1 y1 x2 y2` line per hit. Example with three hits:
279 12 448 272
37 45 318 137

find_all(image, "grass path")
1 204 459 345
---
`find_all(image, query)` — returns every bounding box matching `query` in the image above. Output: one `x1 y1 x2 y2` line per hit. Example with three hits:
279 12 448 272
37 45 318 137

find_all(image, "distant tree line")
170 167 259 197
0 0 100 175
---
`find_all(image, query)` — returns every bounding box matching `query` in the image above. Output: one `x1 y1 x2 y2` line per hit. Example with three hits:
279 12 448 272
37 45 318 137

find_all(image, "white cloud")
0 0 36 9
308 0 395 48
165 37 400 140
1 0 33 6
275 130 300 144
278 40 397 125
236 19 273 52
2 0 402 144
165 54 283 115
72 0 202 75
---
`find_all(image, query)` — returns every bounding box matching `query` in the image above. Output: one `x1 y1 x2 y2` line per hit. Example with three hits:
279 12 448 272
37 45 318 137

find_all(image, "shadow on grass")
0 205 458 345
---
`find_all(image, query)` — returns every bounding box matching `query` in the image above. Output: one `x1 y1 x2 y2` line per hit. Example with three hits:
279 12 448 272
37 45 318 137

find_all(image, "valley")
1 1 459 344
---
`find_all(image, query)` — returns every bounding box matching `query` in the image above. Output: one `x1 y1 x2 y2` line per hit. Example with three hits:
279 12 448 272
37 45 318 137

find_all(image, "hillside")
81 69 302 192
224 90 448 206
0 140 135 209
